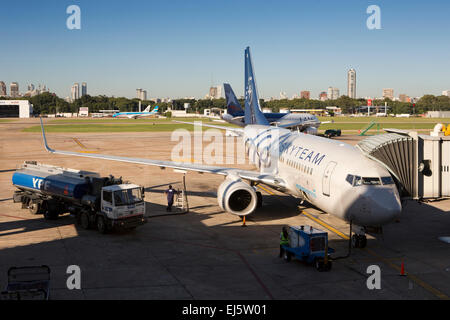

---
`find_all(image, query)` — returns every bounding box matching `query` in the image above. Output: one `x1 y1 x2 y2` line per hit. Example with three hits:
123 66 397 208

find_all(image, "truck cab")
97 184 146 232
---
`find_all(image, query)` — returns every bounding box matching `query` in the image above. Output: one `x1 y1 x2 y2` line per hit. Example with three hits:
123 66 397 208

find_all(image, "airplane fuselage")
222 112 320 131
243 125 402 227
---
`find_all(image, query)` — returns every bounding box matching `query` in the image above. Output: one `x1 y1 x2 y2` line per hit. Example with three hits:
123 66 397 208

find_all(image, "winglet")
40 117 54 153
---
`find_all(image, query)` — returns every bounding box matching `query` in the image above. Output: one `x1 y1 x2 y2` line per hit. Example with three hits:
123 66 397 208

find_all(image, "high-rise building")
0 81 6 96
319 92 328 101
136 88 147 101
347 69 356 99
399 94 410 103
300 91 310 99
71 83 80 101
208 86 222 99
327 87 340 100
383 88 394 100
442 90 450 97
81 82 87 97
10 82 19 98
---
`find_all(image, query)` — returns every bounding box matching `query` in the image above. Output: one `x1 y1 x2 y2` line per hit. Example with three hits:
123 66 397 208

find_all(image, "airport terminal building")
0 100 33 118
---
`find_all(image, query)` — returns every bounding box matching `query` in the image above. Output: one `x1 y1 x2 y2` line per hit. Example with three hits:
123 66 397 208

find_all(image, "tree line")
1 92 450 115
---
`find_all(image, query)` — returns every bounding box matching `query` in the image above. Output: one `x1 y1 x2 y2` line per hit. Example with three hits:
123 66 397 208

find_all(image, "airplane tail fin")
152 105 159 113
143 105 152 113
224 83 244 117
244 47 269 126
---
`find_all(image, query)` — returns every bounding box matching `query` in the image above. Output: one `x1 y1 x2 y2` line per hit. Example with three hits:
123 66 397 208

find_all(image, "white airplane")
112 105 159 119
40 47 402 247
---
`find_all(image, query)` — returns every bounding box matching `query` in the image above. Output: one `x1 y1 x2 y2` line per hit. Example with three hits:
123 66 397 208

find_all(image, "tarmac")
0 119 449 300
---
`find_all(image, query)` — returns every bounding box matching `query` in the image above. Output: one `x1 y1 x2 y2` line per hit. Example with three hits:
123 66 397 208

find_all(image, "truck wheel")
325 261 332 271
283 251 291 262
29 203 41 215
96 216 108 234
80 212 91 230
315 258 324 271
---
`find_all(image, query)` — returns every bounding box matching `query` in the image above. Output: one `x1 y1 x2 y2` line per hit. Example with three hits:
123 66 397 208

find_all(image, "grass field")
0 119 16 123
21 116 450 133
23 119 237 133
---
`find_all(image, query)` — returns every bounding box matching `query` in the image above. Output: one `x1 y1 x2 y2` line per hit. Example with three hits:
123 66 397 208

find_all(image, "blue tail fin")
152 105 159 113
244 47 269 126
224 83 244 117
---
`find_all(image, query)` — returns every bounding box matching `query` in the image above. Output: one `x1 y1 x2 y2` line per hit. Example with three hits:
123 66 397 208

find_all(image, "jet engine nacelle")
304 126 318 135
217 177 258 216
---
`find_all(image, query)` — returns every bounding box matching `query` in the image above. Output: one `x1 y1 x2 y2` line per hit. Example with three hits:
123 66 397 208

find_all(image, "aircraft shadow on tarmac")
0 197 449 299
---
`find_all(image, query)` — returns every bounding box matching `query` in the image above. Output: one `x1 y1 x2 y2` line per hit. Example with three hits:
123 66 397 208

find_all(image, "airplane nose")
346 187 402 226
369 190 402 225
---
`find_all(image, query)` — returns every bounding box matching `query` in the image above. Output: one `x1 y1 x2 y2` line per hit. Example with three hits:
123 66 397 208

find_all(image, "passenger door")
322 161 337 197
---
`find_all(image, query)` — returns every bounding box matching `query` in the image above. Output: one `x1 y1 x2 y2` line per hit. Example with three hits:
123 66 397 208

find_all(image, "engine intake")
217 178 258 216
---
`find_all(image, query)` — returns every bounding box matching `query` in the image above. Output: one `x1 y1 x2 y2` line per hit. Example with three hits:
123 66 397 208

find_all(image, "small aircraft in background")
222 83 332 134
113 105 159 119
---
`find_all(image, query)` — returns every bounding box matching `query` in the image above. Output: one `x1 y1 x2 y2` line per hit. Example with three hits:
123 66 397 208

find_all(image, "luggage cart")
1 265 51 300
281 225 334 271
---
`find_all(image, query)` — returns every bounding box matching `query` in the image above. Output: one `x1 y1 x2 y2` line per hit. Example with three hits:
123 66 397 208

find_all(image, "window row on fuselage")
280 155 313 176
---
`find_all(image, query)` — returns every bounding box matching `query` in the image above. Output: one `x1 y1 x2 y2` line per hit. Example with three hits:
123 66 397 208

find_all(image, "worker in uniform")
279 226 289 258
164 185 177 212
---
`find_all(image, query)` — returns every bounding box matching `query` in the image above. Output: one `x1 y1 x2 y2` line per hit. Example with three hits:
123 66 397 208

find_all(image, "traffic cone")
400 261 406 276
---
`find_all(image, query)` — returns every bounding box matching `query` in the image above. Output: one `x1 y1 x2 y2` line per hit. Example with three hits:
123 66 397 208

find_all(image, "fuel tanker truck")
12 161 147 233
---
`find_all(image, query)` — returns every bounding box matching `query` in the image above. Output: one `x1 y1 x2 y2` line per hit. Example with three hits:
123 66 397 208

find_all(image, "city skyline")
1 1 449 99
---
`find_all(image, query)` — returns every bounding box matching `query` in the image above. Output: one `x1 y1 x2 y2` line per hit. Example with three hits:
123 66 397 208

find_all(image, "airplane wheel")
256 192 263 208
359 236 367 248
351 235 359 248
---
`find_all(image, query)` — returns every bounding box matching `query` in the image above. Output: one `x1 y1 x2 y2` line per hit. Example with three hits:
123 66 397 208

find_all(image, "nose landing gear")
351 234 367 248
351 225 367 248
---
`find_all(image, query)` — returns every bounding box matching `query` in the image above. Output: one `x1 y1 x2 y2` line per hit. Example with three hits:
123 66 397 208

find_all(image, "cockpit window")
347 175 382 186
362 177 381 185
345 174 354 185
381 176 395 185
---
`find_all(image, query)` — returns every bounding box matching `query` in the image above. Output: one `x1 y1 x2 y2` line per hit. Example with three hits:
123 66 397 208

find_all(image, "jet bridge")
357 129 450 200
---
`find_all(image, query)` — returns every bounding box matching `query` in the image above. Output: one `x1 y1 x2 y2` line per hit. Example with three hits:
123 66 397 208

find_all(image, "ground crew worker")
164 185 177 212
279 226 289 258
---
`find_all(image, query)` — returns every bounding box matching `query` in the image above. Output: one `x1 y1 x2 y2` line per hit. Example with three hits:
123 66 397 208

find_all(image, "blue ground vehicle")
281 225 334 271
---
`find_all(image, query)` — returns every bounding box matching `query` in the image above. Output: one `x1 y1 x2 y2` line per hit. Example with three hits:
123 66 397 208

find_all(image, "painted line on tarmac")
364 248 449 300
299 209 449 300
73 137 97 153
257 184 275 195
300 210 350 240
300 210 449 300
73 137 87 149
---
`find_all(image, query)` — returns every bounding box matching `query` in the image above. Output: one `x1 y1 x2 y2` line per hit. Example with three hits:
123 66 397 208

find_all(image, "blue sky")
1 0 449 99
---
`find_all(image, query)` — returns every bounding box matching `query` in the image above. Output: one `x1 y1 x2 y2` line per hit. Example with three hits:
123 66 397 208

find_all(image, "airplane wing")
39 118 286 190
172 120 244 136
